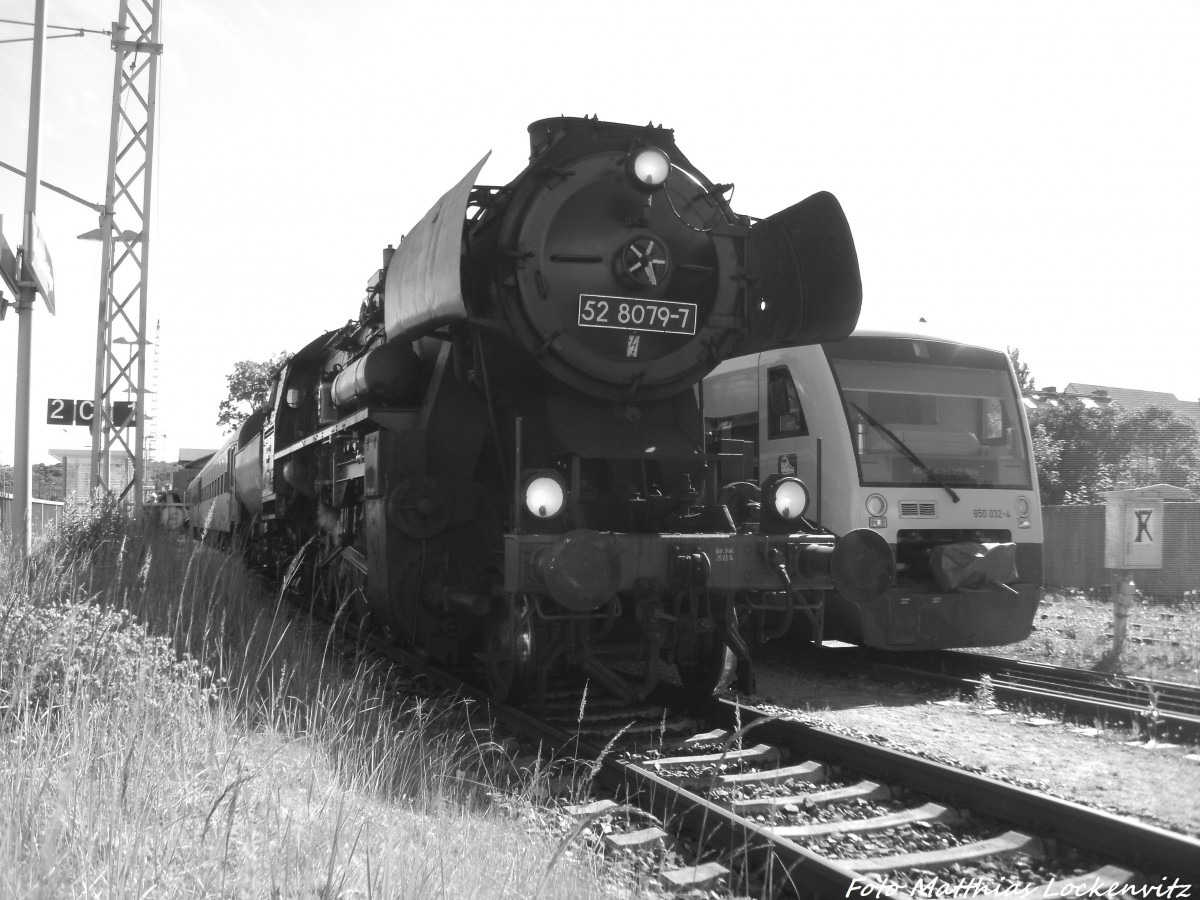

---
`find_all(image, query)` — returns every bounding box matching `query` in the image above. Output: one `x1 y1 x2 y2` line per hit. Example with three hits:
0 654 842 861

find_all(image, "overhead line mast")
89 0 162 517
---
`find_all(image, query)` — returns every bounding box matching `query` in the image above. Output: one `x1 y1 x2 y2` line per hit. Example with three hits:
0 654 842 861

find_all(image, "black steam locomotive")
188 117 893 703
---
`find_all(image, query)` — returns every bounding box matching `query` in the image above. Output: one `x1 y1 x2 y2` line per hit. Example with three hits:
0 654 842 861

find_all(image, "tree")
217 351 292 432
1028 396 1118 504
1 463 63 500
1110 404 1200 492
1007 347 1035 393
146 459 185 494
31 463 63 501
1029 398 1200 503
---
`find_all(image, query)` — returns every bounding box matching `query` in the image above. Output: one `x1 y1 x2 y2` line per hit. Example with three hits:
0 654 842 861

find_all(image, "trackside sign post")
1102 484 1193 570
1102 483 1194 657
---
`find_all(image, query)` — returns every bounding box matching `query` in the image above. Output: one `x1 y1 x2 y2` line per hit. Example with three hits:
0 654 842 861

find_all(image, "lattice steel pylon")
89 0 162 518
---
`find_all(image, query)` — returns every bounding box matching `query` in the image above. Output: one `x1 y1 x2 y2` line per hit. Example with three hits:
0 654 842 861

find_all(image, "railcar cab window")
825 336 1033 490
767 366 808 439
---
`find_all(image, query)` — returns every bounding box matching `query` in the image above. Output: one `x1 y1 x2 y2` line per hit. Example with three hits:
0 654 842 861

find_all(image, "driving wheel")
484 596 537 703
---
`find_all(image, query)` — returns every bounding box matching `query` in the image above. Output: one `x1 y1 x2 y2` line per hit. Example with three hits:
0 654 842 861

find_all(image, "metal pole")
12 0 47 553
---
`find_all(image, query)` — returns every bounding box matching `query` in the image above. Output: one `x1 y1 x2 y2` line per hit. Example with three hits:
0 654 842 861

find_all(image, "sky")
2 0 1199 469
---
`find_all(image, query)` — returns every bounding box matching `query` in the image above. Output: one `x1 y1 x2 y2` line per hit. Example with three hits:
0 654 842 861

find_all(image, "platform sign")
47 399 134 427
113 400 135 427
47 398 83 425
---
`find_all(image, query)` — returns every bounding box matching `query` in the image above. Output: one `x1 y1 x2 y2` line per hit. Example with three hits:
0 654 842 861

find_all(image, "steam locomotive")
188 116 894 703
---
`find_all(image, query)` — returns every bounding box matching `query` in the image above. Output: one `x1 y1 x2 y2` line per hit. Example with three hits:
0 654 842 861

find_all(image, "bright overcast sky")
2 0 1198 467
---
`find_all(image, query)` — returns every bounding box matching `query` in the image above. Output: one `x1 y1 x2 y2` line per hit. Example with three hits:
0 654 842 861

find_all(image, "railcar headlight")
763 475 809 521
865 493 887 517
1016 495 1031 518
524 474 566 519
628 147 670 190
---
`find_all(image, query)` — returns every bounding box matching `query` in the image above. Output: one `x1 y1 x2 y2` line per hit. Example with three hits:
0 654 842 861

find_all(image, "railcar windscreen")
824 337 1034 490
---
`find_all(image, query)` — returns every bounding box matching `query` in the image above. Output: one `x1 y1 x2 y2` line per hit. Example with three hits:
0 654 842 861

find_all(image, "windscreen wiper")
850 403 960 503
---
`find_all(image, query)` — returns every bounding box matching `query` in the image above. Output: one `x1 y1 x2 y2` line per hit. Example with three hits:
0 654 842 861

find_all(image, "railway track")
551 692 1200 896
305 598 1200 898
789 646 1200 741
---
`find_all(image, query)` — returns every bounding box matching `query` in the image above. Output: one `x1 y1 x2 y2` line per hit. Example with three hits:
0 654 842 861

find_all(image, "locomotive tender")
189 116 894 703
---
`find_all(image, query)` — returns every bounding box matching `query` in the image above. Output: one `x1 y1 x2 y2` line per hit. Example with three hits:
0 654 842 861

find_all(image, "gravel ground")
995 591 1200 685
750 659 1200 838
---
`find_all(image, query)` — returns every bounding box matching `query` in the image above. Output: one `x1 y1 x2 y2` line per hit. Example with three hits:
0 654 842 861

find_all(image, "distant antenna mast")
145 317 160 465
89 0 162 517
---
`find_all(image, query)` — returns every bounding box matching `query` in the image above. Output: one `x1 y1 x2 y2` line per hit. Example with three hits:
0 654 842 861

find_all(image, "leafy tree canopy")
1007 346 1034 393
1111 404 1200 493
1029 398 1200 503
1009 349 1200 502
217 351 292 433
1028 398 1118 504
0 463 63 501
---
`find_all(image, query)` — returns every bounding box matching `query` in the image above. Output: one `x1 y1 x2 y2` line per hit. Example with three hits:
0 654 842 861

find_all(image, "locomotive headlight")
628 147 670 190
865 493 888 517
524 474 566 519
1016 495 1031 518
763 475 809 521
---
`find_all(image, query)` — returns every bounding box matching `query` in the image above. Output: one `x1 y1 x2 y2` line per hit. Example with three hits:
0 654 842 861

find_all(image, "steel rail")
709 697 1200 882
795 646 1200 738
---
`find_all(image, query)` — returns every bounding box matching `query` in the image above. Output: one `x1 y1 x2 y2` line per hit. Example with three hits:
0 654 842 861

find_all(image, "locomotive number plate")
577 294 697 335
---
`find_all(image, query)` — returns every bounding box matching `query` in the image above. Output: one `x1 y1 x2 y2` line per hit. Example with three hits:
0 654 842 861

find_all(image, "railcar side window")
767 366 808 439
980 397 1006 444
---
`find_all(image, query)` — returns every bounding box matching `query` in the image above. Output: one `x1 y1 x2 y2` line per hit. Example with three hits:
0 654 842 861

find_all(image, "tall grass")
0 500 643 898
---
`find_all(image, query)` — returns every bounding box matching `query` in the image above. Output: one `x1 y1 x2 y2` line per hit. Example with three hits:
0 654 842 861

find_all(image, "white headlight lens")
525 476 565 519
771 479 809 520
1016 495 1030 518
865 493 887 517
632 148 670 186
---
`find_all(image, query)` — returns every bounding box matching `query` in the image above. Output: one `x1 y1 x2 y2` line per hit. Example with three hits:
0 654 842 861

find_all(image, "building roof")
178 448 218 464
49 448 133 462
1064 383 1200 427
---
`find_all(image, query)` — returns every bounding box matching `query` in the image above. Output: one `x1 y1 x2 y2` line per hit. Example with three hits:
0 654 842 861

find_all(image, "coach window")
767 366 808 439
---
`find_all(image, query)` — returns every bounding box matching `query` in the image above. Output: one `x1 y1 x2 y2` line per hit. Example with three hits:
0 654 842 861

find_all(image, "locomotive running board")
273 406 419 461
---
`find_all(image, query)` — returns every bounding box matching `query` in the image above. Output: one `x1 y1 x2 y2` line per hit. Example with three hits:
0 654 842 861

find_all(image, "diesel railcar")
704 327 1042 650
190 116 894 703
